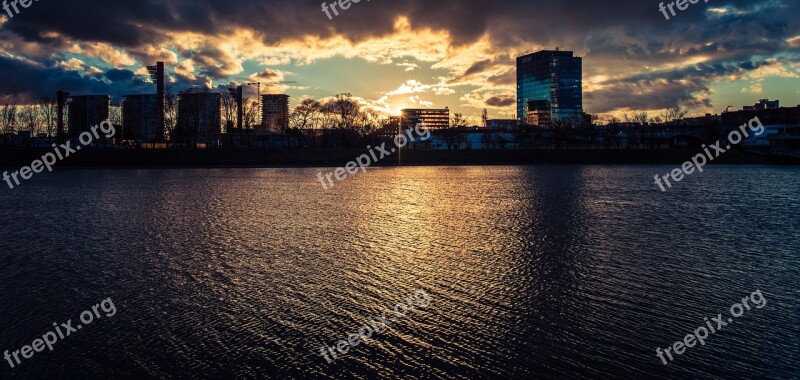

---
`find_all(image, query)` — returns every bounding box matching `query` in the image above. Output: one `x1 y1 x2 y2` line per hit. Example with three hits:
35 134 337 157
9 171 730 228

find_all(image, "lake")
0 166 798 379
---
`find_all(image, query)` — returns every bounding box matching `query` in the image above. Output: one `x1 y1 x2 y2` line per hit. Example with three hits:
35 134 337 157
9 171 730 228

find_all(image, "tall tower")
237 86 243 130
147 62 165 140
157 62 164 140
517 50 583 125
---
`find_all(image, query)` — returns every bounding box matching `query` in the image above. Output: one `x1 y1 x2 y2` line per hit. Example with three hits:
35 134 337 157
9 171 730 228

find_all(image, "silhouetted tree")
332 93 359 130
1 103 18 135
221 91 237 134
38 96 57 138
164 85 178 143
624 111 649 125
19 106 41 137
662 106 689 123
441 113 468 149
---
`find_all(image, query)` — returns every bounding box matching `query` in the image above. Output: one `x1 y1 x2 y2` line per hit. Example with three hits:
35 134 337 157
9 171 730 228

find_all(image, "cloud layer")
0 0 798 119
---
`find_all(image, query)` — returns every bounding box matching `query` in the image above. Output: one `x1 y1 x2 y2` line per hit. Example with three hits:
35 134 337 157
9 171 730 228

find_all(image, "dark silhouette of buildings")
723 103 799 128
517 50 583 125
486 119 518 129
743 99 780 111
176 89 221 145
261 94 290 131
67 95 110 139
723 101 800 151
122 94 162 142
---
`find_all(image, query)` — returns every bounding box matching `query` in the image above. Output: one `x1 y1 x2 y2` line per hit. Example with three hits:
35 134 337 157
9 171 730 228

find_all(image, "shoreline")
0 147 791 169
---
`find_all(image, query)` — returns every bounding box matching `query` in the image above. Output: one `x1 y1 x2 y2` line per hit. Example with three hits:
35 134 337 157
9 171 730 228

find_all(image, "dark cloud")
487 70 515 86
0 56 153 103
485 95 515 107
249 69 283 83
105 69 135 82
463 59 493 77
0 0 797 112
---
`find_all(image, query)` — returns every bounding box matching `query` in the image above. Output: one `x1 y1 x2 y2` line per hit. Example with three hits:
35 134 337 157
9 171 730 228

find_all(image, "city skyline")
0 1 797 124
0 2 799 379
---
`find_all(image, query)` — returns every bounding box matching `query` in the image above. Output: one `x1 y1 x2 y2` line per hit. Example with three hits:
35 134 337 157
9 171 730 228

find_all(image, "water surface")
0 166 798 379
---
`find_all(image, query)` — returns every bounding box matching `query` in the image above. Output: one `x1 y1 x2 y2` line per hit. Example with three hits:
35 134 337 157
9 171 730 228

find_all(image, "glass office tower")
516 50 583 125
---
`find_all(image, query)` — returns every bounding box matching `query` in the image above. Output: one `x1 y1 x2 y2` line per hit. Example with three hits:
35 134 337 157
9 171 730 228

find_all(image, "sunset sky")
0 0 798 123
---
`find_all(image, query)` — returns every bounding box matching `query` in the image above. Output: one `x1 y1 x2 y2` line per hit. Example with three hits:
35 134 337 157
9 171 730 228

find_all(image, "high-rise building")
68 95 110 139
401 108 450 130
261 94 290 132
122 94 162 142
177 90 221 144
517 50 583 125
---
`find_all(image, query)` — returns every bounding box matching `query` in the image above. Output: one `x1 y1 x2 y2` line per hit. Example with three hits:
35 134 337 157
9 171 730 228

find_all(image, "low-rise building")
486 119 518 129
401 108 450 130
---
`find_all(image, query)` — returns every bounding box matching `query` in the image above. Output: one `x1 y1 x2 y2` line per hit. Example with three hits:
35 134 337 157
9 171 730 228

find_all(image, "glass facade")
517 50 583 125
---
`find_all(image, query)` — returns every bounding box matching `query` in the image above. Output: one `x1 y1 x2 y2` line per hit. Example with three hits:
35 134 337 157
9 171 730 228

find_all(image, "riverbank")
0 147 783 168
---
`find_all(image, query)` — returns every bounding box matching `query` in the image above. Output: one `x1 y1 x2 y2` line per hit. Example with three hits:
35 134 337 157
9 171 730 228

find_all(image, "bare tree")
662 106 689 123
289 98 322 130
634 112 648 125
451 112 468 128
164 85 178 142
38 96 57 137
1 103 18 135
19 106 41 136
624 111 649 125
354 108 381 136
441 113 468 149
319 101 338 130
221 91 237 133
332 93 359 130
242 99 259 130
